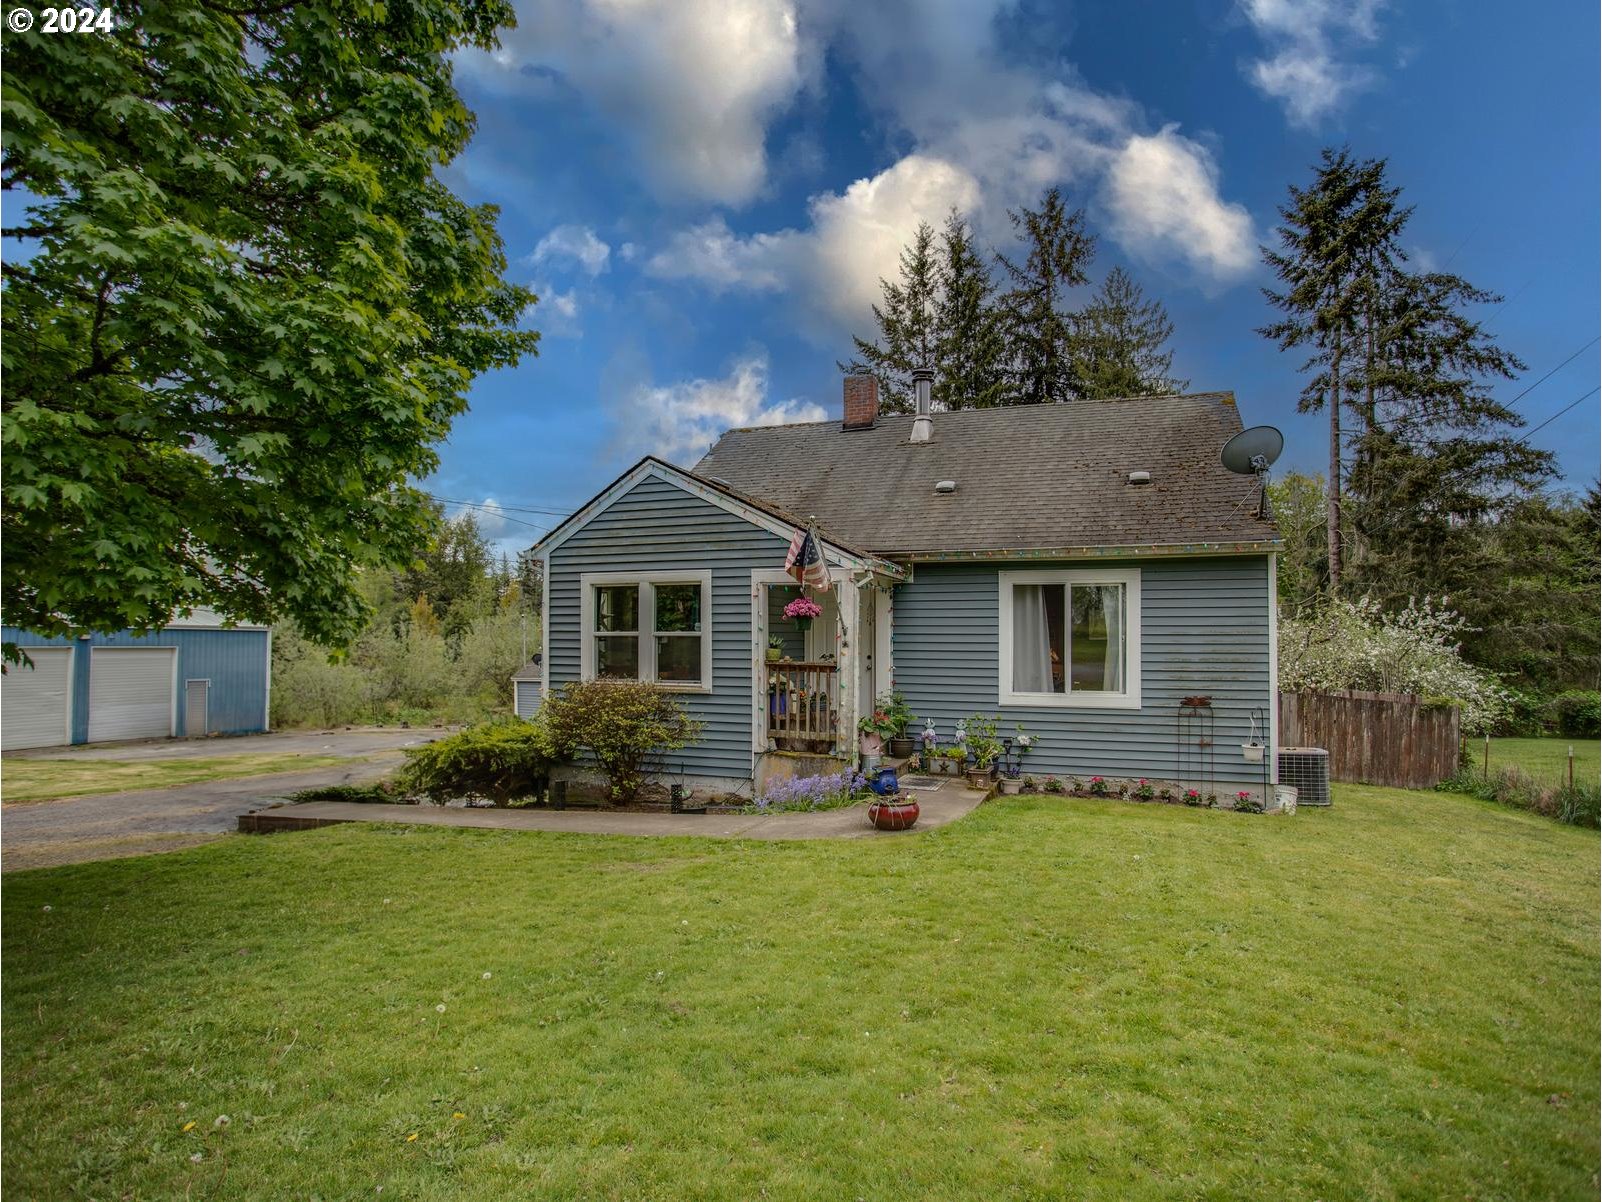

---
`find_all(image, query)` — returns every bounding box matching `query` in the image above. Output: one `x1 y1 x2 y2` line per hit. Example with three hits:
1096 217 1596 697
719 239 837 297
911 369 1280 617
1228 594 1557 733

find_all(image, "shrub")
1234 791 1264 814
1279 596 1510 735
535 679 703 805
396 720 552 806
287 783 403 804
1496 689 1552 737
748 771 866 813
1437 766 1601 829
1549 690 1600 738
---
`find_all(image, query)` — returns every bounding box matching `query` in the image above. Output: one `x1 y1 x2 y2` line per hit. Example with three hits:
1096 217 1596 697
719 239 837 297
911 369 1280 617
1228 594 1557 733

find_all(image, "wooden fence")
1278 690 1460 790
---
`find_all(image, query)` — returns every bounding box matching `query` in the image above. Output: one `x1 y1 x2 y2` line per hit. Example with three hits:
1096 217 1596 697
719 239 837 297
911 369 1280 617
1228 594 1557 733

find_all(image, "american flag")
784 526 831 592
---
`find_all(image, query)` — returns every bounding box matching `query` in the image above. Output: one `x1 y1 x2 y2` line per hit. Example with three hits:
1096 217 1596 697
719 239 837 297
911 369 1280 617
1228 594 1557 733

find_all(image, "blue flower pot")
870 766 900 796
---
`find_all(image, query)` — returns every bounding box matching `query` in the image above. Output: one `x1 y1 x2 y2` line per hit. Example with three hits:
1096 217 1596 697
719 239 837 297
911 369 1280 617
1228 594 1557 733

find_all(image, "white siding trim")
1268 552 1279 784
996 568 1143 711
535 458 881 571
540 553 551 701
578 570 714 692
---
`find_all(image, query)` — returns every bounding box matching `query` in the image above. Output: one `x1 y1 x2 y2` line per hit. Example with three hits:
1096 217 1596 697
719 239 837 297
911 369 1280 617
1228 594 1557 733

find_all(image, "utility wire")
1513 384 1600 445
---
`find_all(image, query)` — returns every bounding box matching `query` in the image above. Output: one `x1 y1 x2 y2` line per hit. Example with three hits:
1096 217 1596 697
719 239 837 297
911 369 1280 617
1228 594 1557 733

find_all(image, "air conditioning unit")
1278 747 1330 806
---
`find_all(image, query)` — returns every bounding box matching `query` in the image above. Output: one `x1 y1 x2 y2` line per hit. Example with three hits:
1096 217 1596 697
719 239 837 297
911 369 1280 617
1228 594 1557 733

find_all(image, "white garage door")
2 648 74 751
88 648 176 743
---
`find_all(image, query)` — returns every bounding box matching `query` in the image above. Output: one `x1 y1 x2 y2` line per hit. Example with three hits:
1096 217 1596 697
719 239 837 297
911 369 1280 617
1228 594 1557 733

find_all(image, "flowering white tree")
1279 596 1510 735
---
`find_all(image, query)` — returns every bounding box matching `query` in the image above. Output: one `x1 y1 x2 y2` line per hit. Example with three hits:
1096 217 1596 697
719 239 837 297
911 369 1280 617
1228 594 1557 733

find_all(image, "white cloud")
1103 128 1257 279
646 154 983 333
531 224 611 275
458 0 804 206
613 351 827 464
1239 0 1382 126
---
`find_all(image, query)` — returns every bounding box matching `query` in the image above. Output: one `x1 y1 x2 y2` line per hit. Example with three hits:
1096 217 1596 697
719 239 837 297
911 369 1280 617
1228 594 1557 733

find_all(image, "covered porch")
750 569 894 763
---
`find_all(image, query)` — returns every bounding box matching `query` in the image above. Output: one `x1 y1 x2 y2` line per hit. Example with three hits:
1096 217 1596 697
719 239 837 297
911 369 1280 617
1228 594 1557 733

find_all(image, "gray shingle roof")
693 392 1281 556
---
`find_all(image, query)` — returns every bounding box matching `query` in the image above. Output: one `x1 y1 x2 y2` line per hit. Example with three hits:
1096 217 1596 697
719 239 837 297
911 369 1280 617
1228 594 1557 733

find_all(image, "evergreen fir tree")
1260 147 1410 593
933 212 1009 409
996 186 1096 404
839 222 940 413
1073 267 1188 399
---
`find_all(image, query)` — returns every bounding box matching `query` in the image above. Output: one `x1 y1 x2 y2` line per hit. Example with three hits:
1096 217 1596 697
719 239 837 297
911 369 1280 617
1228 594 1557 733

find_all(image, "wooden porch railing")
766 661 839 749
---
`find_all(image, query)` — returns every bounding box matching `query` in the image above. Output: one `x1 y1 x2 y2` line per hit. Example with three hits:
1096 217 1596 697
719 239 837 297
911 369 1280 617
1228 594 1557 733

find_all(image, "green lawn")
3 787 1597 1199
1487 736 1600 784
1 753 353 803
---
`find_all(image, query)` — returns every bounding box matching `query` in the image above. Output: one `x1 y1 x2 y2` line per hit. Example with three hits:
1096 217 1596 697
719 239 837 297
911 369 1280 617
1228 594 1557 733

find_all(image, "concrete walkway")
243 784 988 841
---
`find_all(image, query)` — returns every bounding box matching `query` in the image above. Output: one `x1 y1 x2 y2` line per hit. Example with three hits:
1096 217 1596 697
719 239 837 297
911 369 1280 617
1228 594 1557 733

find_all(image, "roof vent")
934 479 957 494
1127 470 1151 485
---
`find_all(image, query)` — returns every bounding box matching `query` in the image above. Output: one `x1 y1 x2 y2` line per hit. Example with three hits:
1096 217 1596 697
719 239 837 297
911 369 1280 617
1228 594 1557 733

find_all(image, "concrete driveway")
2 729 445 872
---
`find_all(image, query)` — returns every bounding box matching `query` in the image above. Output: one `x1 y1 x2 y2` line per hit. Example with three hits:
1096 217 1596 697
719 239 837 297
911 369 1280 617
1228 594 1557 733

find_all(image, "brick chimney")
842 374 878 430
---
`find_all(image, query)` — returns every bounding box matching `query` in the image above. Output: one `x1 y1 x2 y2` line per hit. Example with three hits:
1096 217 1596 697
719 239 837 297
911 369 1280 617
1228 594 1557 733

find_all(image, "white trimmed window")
579 572 713 692
997 569 1141 709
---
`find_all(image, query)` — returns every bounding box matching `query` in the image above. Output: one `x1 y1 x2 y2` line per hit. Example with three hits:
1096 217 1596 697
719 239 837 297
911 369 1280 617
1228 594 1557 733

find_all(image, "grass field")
3 786 1596 1199
1486 736 1600 783
0 753 353 803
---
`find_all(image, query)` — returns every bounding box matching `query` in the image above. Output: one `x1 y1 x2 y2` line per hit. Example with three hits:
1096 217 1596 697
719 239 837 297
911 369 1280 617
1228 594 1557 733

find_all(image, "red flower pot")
868 797 919 831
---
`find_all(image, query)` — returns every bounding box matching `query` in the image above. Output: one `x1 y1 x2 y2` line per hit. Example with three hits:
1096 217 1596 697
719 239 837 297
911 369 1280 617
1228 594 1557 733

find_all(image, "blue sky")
432 0 1600 555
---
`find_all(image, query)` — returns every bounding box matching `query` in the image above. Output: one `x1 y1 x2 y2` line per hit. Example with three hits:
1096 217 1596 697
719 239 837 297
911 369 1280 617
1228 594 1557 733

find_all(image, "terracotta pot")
887 736 915 758
859 731 884 756
868 797 919 831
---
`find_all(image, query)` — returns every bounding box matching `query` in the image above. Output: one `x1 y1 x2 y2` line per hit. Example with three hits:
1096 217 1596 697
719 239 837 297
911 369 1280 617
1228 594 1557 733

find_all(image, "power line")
1514 384 1600 445
421 494 552 533
426 493 573 517
1503 335 1599 410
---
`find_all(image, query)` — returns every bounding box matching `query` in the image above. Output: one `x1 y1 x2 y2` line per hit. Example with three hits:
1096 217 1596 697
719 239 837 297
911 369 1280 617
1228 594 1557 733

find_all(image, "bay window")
998 569 1140 708
580 572 712 691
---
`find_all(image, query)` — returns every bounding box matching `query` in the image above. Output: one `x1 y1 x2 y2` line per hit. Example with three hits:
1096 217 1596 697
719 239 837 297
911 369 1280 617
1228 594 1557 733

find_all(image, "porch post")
838 572 860 762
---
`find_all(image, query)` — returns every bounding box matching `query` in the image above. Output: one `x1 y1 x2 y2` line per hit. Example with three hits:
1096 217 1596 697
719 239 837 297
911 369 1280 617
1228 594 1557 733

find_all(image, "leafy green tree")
1260 148 1408 593
933 212 1009 409
840 221 940 413
1073 267 1187 399
402 507 493 621
1267 472 1334 613
997 186 1096 405
2 0 538 658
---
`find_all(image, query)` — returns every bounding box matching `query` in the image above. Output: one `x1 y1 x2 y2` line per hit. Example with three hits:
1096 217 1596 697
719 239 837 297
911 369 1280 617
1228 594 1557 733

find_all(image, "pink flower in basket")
783 596 823 620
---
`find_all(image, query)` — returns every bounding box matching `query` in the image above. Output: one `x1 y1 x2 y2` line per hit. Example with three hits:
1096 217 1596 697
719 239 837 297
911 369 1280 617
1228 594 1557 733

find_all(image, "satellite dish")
1221 425 1284 475
1220 425 1283 522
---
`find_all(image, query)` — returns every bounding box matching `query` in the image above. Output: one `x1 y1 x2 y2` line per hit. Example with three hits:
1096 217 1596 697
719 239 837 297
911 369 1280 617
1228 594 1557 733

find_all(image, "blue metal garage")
2 611 271 750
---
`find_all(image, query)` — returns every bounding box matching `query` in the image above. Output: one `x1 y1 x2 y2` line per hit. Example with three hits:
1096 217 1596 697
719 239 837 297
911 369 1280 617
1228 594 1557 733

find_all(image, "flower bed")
746 770 868 814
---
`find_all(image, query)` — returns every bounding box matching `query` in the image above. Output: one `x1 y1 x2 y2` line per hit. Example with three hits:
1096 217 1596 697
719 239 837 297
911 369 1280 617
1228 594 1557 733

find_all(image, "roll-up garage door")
1 647 74 750
88 648 176 743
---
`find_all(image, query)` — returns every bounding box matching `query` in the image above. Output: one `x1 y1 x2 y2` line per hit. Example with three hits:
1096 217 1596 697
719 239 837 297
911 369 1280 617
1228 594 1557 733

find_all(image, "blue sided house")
2 610 271 751
525 376 1282 803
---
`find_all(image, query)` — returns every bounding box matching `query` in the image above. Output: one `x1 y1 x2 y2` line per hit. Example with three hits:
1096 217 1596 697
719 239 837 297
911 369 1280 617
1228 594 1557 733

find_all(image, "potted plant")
765 635 784 663
858 709 893 767
964 715 1002 789
783 594 823 632
868 793 919 831
873 690 918 758
997 773 1024 795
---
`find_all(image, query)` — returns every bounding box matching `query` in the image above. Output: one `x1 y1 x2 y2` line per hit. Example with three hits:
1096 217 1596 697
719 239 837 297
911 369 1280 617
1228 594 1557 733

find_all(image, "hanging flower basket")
783 595 823 632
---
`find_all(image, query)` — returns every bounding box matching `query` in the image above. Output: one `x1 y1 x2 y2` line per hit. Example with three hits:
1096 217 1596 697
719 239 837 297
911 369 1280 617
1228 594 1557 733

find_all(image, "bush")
287 783 404 805
1437 766 1601 830
396 720 552 806
534 679 703 805
1549 690 1600 738
1280 596 1510 735
1495 689 1552 737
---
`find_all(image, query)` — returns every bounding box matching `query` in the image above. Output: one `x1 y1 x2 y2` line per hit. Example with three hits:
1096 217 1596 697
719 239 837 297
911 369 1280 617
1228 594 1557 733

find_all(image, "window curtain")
1100 585 1123 692
1013 584 1053 693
